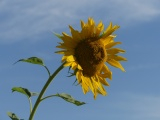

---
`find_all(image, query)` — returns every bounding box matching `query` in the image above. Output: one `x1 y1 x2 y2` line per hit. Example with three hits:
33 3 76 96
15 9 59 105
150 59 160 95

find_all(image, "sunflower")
55 18 126 99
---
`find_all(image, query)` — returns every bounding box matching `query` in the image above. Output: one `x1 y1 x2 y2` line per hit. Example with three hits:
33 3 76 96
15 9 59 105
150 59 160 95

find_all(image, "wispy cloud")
0 0 160 44
107 0 160 22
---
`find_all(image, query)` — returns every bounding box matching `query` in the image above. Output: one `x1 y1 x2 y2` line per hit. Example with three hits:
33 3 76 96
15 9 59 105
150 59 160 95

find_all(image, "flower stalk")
29 62 65 120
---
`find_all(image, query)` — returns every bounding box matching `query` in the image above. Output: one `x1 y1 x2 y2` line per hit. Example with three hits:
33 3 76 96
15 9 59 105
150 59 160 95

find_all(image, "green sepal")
67 68 78 77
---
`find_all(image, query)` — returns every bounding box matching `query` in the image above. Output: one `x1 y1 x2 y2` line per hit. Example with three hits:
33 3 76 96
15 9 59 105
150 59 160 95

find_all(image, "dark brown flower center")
74 39 107 77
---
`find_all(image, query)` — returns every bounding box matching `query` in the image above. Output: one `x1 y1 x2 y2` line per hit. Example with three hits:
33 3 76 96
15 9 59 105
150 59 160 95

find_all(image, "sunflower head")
55 18 126 99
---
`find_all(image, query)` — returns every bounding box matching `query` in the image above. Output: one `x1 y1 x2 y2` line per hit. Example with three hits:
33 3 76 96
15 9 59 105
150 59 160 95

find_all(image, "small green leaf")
14 57 44 66
55 93 86 106
31 92 39 96
12 87 31 98
7 112 20 120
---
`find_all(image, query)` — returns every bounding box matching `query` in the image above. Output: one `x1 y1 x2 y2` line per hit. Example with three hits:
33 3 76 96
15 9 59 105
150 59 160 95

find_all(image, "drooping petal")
84 77 94 94
76 70 82 83
96 74 110 86
81 76 89 94
91 78 106 96
107 59 125 72
99 77 110 86
99 64 112 79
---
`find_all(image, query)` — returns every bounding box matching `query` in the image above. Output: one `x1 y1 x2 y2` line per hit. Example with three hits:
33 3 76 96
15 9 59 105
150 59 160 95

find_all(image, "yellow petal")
56 50 74 56
71 62 78 70
107 59 125 71
105 22 112 33
92 79 106 96
61 32 73 42
88 18 95 26
76 70 82 83
69 26 81 41
94 92 98 99
96 88 107 96
99 77 110 86
105 42 122 49
101 35 116 46
55 50 66 54
82 82 88 94
81 20 85 28
81 76 89 94
99 84 107 95
107 48 125 54
95 21 104 36
66 55 76 62
99 64 112 79
102 23 120 38
77 64 82 70
63 62 72 67
87 18 95 36
108 55 127 61
81 26 89 39
56 43 75 50
96 74 110 86
85 77 94 94
64 50 74 56
62 55 68 62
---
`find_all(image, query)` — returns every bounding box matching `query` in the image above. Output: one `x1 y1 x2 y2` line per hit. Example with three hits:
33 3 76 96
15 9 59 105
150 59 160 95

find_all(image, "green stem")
40 94 57 102
44 65 51 76
29 62 65 120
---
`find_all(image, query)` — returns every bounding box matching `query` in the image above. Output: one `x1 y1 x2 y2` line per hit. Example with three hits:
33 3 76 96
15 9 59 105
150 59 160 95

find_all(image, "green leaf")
14 57 44 66
12 87 32 98
7 112 20 120
55 93 86 106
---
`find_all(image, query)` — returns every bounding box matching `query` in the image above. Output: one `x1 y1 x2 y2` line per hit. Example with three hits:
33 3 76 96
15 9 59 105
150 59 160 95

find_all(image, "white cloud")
0 0 160 44
108 0 160 22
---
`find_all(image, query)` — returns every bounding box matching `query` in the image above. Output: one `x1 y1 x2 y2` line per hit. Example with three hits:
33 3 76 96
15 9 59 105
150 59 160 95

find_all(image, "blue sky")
1 0 160 120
